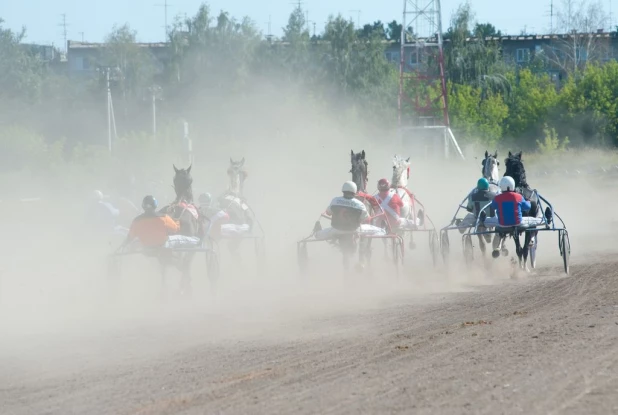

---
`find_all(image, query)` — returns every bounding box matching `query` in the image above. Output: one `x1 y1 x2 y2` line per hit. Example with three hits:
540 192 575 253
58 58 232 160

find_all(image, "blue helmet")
198 192 212 206
477 178 489 190
142 195 158 211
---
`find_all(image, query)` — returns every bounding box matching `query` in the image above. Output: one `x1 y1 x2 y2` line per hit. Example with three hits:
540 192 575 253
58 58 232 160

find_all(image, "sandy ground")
2 248 618 415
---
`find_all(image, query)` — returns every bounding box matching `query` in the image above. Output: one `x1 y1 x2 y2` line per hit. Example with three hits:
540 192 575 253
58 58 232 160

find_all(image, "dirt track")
2 248 618 415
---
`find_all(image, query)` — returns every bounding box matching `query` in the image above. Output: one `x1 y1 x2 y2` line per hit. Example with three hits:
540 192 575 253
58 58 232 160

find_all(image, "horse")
481 150 501 194
348 149 378 268
217 157 254 259
392 155 423 249
350 150 369 195
158 164 202 294
494 151 543 272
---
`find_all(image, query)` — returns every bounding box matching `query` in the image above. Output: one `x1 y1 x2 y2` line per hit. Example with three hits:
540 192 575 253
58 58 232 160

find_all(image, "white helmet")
91 190 104 201
499 176 516 192
342 181 357 194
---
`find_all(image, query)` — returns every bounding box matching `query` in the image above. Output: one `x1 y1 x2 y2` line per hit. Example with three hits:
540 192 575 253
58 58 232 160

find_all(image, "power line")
58 14 69 51
155 0 172 41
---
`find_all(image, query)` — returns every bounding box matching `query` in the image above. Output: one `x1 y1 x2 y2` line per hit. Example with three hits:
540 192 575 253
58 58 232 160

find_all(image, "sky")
0 0 614 48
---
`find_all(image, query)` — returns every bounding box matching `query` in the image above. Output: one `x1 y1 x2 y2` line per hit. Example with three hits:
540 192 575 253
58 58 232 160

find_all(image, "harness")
376 190 398 220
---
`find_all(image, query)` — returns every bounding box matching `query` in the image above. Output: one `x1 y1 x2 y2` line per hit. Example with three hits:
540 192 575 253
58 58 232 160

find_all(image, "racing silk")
375 189 404 228
490 191 531 227
467 189 497 217
199 206 230 238
325 196 369 231
218 193 251 226
128 212 180 247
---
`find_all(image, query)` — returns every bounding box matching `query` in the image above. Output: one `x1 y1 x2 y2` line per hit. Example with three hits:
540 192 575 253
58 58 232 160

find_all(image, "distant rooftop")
67 40 169 49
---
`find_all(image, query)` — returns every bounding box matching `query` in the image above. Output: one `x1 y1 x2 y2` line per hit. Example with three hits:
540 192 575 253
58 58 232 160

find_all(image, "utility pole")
79 31 84 42
99 67 119 154
266 15 273 41
58 14 69 52
155 0 172 40
148 85 162 139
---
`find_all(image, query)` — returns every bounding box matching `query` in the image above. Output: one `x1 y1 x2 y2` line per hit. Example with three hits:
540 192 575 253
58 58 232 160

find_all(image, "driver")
315 181 385 240
123 195 198 249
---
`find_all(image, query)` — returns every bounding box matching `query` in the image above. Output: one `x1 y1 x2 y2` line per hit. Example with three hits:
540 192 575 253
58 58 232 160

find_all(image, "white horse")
482 150 501 194
392 155 424 248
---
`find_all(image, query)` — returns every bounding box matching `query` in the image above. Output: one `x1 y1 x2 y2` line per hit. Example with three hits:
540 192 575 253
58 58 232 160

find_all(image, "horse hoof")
492 250 500 258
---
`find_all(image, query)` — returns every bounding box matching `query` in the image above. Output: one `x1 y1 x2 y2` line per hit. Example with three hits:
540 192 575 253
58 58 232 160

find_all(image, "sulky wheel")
392 238 401 278
561 230 570 275
463 235 474 266
429 230 440 268
529 233 539 269
440 230 450 265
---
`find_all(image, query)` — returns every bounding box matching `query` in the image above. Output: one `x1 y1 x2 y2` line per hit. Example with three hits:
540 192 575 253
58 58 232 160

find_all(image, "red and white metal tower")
398 0 464 159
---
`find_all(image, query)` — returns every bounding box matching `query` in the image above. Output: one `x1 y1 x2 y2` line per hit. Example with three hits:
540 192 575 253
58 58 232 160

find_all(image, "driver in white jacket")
315 181 385 240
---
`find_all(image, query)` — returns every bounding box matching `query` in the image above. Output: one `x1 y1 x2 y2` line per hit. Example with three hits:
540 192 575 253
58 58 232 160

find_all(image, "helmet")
499 176 516 192
477 178 489 190
142 195 158 211
377 178 390 191
342 181 357 194
198 192 212 206
91 190 104 201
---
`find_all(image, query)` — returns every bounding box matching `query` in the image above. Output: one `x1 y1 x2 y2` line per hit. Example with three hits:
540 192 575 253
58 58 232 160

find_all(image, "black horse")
158 164 202 294
350 150 368 193
500 151 543 271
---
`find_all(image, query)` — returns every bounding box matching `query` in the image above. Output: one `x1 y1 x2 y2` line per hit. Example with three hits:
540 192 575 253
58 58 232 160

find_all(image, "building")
66 40 170 78
383 31 617 82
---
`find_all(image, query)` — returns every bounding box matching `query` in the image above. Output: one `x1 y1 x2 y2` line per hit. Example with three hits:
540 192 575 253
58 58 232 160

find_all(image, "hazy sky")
0 0 614 47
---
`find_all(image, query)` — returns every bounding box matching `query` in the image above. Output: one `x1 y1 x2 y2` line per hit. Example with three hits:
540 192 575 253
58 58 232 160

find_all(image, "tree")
0 19 46 103
443 4 509 96
543 0 609 75
386 20 402 42
473 23 501 38
101 24 157 97
281 6 312 82
504 69 559 147
358 21 387 39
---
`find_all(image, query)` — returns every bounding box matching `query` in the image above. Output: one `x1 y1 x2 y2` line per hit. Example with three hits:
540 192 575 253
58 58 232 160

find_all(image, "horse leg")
408 230 416 250
514 232 523 269
478 235 486 256
491 234 504 258
522 231 532 272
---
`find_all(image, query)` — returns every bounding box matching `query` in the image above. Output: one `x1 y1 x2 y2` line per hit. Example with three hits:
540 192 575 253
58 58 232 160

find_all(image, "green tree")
505 68 559 146
101 24 157 97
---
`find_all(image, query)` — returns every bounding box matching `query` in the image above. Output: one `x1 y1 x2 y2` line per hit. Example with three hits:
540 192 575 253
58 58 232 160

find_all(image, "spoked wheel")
529 233 539 269
429 230 440 268
463 235 474 266
205 250 220 291
392 237 403 277
440 230 450 265
560 230 570 275
297 242 308 276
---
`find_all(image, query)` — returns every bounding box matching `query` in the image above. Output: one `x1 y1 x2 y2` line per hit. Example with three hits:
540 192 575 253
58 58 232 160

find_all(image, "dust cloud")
0 81 613 375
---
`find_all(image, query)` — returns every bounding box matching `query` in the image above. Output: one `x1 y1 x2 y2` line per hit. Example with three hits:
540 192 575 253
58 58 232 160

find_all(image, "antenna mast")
58 14 69 51
155 0 172 40
398 0 464 159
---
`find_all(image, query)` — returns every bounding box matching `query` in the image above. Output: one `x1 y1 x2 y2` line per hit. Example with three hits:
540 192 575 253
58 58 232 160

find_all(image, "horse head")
227 157 247 196
173 163 194 203
350 149 368 192
504 151 528 189
392 155 410 188
482 150 500 184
